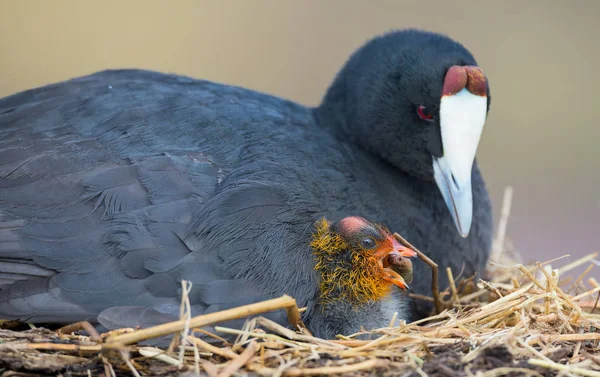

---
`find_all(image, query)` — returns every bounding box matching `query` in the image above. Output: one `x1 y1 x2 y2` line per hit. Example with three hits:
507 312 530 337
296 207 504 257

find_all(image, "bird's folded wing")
0 69 318 329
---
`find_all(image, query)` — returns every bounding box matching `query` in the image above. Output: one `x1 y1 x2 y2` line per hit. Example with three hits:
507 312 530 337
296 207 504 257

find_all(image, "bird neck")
310 218 392 308
312 83 354 142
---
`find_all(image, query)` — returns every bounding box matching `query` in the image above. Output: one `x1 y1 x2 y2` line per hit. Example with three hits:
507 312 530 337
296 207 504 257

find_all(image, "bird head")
316 29 490 237
310 216 416 308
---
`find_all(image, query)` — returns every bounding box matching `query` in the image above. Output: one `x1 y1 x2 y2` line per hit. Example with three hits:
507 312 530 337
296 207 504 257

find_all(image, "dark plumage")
0 29 493 337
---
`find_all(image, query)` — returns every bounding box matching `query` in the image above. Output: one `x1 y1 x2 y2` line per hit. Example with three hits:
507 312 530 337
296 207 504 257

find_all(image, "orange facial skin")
311 217 416 306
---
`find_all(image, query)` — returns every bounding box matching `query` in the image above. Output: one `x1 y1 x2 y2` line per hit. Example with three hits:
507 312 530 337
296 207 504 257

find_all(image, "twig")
57 321 101 342
193 327 230 344
572 285 600 302
538 333 600 342
105 295 299 346
282 358 388 376
101 355 116 377
120 349 141 377
255 317 346 349
529 313 557 323
558 252 599 275
388 311 399 328
459 289 488 303
201 360 220 377
409 293 434 302
481 368 544 377
447 267 460 305
178 279 193 367
529 358 600 377
100 328 135 340
192 339 201 376
215 326 304 349
567 263 595 293
590 278 600 314
188 335 238 359
139 347 180 366
256 316 297 339
518 265 546 290
1 343 102 352
593 292 600 314
393 232 442 314
570 328 585 363
491 186 513 263
218 341 259 377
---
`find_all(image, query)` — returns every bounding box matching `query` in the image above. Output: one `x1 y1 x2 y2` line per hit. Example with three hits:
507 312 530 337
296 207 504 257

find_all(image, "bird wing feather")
0 69 318 330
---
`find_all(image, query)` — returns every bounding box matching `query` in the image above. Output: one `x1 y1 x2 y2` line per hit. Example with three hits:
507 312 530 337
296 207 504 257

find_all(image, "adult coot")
0 29 493 335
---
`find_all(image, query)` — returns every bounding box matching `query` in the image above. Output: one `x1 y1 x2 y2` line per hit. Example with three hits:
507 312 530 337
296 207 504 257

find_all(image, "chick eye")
417 105 434 121
361 237 376 249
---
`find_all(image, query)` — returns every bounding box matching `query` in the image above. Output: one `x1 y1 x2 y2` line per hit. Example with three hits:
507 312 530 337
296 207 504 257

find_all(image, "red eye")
417 105 434 121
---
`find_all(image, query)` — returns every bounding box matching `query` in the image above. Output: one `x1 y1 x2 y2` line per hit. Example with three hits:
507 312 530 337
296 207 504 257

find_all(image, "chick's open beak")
373 236 416 290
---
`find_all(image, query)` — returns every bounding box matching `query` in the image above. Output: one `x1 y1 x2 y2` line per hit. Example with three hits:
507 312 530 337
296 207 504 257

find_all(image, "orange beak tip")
386 269 409 290
397 281 409 290
403 249 417 258
388 236 417 258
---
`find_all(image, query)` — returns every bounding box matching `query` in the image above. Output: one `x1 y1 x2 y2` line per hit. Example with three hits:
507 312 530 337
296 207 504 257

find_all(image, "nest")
1 188 599 377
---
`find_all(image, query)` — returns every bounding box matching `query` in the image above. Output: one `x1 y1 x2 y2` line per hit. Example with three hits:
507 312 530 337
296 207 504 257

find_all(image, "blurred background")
0 1 598 270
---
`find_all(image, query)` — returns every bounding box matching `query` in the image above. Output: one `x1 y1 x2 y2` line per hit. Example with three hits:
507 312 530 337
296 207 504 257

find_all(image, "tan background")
1 1 598 273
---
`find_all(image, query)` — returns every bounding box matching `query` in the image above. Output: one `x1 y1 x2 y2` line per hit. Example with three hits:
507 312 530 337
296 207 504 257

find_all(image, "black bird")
0 29 493 336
